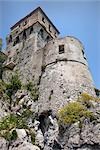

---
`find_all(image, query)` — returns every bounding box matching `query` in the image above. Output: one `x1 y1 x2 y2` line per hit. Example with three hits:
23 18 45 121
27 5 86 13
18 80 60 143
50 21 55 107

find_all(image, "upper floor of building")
6 7 60 46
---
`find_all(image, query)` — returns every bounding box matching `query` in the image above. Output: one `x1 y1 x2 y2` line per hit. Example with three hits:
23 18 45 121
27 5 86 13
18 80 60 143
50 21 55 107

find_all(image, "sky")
0 0 100 89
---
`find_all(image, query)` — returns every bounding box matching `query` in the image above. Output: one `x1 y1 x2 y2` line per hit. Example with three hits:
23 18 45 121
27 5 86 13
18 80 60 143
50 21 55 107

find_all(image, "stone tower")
4 7 59 83
3 7 95 113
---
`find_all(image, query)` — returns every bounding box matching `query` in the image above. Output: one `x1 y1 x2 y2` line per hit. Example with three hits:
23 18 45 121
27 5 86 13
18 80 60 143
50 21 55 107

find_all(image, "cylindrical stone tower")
38 36 95 113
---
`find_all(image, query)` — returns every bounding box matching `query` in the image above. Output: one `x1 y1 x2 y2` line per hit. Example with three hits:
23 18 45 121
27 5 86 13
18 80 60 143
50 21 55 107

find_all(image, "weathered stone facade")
3 7 95 114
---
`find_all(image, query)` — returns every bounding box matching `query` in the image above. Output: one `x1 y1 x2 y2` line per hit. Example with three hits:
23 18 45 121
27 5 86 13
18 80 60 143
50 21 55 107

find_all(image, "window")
23 30 26 39
30 26 33 34
46 36 50 42
13 41 16 46
39 29 43 38
16 36 20 44
59 45 65 54
16 31 18 34
55 32 57 38
94 88 100 97
49 25 51 32
23 20 27 26
9 57 12 61
42 17 45 23
9 35 12 43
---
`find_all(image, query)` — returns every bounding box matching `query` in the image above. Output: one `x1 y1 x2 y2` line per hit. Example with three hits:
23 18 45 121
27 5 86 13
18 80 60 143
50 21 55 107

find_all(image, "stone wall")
3 23 53 84
6 8 59 47
38 36 95 114
3 33 95 114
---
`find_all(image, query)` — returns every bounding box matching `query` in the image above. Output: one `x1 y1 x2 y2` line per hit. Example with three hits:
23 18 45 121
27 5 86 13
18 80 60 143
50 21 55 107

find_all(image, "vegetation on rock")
0 108 34 141
25 81 39 101
6 73 21 98
58 100 94 125
78 93 100 108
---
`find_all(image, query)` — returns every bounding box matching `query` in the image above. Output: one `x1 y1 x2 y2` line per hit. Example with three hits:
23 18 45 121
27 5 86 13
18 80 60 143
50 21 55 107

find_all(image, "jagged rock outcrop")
0 86 100 150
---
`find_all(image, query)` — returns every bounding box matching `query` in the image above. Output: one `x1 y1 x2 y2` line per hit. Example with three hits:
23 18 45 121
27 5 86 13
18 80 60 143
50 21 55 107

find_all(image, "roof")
10 7 60 34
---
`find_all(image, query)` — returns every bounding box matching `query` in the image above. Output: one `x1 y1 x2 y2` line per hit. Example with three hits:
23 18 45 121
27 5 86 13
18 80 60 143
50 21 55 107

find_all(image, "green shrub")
30 130 35 145
58 102 94 125
0 114 17 131
25 81 39 101
21 109 34 124
0 80 6 97
3 130 17 142
80 93 94 101
0 112 30 141
0 109 34 131
25 81 33 91
0 112 35 142
78 93 99 108
6 74 21 98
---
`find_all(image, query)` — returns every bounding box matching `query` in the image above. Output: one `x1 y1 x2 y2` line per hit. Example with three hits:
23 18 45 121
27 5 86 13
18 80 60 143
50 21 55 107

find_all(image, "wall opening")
16 36 20 44
39 29 44 38
30 26 33 34
46 36 50 42
13 41 16 46
94 88 100 97
42 17 45 23
23 20 27 26
59 45 65 54
9 35 12 43
23 30 26 39
49 25 51 32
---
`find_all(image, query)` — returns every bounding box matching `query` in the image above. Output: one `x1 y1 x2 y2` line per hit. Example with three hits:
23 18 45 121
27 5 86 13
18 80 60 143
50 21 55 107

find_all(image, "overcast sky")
0 0 100 89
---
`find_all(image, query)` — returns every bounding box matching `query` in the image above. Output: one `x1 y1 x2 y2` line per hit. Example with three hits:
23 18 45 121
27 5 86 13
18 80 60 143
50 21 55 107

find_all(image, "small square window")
59 45 65 54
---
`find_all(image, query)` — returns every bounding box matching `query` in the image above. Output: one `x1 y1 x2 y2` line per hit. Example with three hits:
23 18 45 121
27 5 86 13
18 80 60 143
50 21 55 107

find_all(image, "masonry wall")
3 29 95 114
6 8 59 47
38 36 95 113
3 22 52 84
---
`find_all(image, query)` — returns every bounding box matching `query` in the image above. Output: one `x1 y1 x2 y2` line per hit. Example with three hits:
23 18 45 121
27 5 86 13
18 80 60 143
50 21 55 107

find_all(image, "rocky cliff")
0 76 100 150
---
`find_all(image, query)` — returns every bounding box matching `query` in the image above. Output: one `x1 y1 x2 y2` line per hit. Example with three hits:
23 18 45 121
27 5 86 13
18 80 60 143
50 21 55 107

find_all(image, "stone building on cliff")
3 7 96 113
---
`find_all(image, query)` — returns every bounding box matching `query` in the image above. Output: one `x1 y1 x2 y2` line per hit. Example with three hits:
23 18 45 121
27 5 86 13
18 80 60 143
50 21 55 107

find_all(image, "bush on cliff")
25 81 39 101
78 93 100 108
6 74 21 98
0 109 34 141
58 101 94 125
